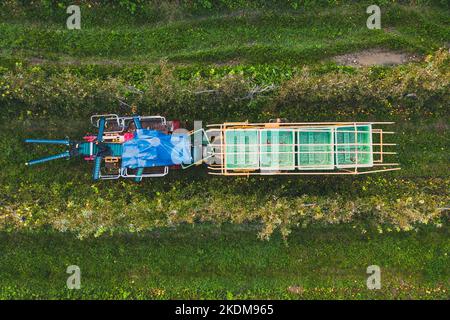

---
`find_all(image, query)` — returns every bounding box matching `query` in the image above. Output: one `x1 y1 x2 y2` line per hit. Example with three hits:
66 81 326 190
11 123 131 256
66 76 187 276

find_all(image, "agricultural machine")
25 114 400 181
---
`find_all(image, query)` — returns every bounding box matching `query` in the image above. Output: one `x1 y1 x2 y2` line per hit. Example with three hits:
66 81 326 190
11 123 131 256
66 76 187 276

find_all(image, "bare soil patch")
334 49 420 67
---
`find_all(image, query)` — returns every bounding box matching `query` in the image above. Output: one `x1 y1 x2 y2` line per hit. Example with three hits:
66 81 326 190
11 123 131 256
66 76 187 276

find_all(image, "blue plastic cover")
121 129 191 169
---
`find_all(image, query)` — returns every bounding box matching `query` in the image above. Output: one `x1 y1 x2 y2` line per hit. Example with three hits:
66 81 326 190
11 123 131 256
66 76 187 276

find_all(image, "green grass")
0 224 448 299
0 4 448 65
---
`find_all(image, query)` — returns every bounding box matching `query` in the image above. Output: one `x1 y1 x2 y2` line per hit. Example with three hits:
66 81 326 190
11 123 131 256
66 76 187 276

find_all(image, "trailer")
25 115 400 181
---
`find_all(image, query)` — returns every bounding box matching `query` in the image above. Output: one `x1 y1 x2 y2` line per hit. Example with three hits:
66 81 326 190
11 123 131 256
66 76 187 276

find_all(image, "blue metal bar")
133 116 142 130
25 139 70 145
92 156 102 181
97 117 106 142
25 151 71 166
134 167 144 182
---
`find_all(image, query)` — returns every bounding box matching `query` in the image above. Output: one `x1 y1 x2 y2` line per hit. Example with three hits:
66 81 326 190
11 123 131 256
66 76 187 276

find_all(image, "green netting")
225 129 259 169
223 125 374 172
335 125 373 167
297 128 334 169
260 130 295 170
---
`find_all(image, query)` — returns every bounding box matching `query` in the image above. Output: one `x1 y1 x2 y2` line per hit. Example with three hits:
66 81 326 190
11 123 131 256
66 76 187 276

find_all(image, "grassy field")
0 3 448 66
0 224 448 299
0 1 449 299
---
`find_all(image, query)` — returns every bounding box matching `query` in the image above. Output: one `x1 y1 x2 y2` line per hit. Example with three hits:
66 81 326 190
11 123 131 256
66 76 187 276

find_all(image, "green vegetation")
1 50 449 121
0 1 448 299
0 2 448 65
1 225 448 299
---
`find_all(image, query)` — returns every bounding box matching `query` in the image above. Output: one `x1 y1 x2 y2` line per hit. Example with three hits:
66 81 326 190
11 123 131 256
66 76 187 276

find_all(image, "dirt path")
334 49 420 67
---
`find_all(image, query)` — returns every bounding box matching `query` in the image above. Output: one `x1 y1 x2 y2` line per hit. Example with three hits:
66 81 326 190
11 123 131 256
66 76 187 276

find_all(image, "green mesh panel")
260 130 295 170
298 128 334 169
335 125 372 167
225 130 259 169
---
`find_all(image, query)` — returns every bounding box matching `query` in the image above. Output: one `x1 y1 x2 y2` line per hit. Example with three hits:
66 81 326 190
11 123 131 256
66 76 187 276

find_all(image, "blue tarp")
121 129 191 169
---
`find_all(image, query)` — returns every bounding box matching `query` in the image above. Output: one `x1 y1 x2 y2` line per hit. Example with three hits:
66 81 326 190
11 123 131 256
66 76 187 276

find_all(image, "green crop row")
1 49 448 122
